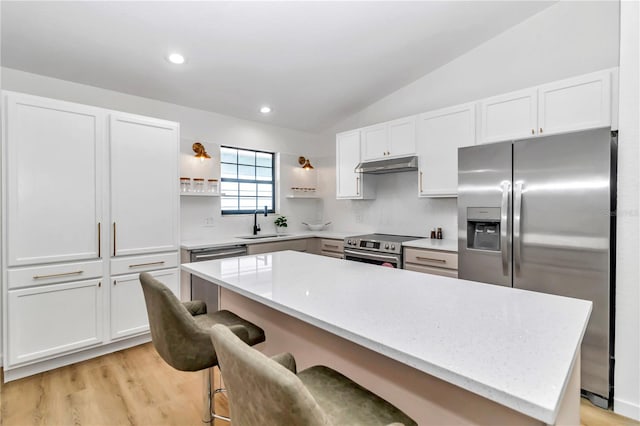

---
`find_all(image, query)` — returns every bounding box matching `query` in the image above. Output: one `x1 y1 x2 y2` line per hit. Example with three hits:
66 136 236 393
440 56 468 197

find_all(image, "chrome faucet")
253 206 268 235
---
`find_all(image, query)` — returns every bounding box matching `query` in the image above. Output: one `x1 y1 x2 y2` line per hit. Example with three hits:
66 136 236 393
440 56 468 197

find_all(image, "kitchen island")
182 251 591 425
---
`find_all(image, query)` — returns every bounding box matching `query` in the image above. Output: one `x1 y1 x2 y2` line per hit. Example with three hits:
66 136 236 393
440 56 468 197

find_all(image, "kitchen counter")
402 237 458 252
181 231 356 250
182 251 591 424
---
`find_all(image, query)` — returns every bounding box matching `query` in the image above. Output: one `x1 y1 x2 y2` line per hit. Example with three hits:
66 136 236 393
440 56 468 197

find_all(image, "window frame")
220 145 276 215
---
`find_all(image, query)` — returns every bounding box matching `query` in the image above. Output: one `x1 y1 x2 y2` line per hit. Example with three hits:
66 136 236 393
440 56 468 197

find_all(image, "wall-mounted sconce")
193 142 211 162
298 156 314 170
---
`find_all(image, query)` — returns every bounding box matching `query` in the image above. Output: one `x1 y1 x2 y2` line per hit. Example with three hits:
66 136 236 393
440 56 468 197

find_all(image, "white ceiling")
2 1 554 132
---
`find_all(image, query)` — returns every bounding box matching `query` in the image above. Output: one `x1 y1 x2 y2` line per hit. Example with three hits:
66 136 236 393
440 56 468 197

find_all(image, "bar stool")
139 272 265 424
210 323 417 426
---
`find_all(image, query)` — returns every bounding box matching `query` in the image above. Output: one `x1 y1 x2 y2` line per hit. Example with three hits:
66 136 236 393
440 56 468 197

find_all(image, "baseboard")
614 397 640 421
3 334 151 382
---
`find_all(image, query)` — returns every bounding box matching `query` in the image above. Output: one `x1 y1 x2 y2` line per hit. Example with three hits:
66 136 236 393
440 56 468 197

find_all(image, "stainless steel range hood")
355 155 418 174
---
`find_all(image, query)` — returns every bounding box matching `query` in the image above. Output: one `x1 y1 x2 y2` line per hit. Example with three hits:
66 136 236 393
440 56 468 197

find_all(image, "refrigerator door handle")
500 181 510 275
514 182 523 273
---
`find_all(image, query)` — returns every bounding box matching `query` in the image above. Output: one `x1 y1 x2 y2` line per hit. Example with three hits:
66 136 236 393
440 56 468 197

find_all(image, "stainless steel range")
343 234 419 268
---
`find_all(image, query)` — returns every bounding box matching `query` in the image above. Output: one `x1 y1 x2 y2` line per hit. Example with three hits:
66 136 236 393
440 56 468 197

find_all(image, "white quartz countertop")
402 238 458 252
181 231 356 250
182 251 591 424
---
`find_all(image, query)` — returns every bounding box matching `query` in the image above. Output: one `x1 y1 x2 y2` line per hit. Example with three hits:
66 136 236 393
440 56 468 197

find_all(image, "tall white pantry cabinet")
1 92 180 381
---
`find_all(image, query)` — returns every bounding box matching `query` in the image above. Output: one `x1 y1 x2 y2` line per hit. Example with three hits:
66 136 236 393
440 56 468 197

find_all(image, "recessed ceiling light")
168 53 185 64
260 106 272 114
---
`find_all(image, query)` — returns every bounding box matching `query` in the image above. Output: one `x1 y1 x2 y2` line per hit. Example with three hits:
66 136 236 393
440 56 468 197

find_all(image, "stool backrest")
210 324 331 426
139 272 216 371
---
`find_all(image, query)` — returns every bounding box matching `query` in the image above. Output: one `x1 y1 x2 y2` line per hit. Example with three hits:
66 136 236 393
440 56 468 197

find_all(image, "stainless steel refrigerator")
458 128 616 408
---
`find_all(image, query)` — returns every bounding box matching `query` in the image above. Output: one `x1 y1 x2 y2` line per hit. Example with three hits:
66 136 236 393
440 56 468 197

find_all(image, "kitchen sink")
237 234 290 239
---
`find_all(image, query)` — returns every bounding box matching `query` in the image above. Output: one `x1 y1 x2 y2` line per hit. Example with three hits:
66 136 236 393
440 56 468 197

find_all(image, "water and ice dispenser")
466 207 501 251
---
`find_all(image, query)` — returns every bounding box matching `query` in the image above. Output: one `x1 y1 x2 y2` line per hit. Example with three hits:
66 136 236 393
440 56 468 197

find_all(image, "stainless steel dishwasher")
190 245 247 310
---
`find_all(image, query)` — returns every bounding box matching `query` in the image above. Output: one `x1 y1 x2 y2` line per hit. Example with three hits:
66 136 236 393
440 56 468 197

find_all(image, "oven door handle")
343 249 400 263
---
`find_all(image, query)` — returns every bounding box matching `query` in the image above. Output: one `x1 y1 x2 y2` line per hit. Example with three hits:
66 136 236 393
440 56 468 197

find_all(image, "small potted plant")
274 215 288 234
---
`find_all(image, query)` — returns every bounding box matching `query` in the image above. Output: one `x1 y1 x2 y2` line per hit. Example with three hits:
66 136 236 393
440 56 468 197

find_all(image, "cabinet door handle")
97 222 101 258
113 222 117 256
356 176 360 195
33 270 84 280
539 128 543 134
113 280 117 286
419 171 424 193
128 261 165 269
531 129 535 135
416 256 446 263
98 282 101 288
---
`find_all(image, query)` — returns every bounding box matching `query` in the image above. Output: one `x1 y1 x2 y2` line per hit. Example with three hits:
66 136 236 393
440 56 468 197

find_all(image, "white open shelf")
180 192 222 197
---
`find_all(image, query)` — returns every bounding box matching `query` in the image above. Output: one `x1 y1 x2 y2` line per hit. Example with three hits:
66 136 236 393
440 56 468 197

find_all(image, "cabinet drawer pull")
128 261 166 269
323 244 339 249
33 270 84 280
415 256 446 263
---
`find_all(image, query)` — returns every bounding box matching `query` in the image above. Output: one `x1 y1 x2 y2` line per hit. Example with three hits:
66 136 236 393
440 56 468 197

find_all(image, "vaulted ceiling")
2 1 554 132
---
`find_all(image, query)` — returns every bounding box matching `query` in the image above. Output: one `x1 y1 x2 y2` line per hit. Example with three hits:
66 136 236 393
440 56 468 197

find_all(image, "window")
220 146 275 214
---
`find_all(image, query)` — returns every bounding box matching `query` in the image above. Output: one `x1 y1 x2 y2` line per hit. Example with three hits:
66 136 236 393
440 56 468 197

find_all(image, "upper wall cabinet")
110 113 180 256
336 130 374 199
479 88 537 144
5 93 104 266
480 69 612 144
537 70 611 136
417 103 476 197
361 116 416 161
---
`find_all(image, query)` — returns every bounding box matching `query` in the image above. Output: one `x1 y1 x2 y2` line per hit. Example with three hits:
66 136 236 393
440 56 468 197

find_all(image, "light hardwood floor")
0 343 636 426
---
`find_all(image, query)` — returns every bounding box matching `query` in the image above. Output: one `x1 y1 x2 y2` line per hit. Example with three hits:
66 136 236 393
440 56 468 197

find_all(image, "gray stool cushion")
210 323 417 426
299 365 417 426
140 272 265 372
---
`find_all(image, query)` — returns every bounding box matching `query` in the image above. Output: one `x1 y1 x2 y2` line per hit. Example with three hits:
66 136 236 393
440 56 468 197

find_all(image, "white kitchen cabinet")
336 130 374 199
417 103 476 197
537 69 611 136
7 279 104 365
360 124 388 161
361 116 416 161
480 69 613 144
479 88 538 144
2 91 181 380
110 268 179 340
5 93 104 266
110 113 179 256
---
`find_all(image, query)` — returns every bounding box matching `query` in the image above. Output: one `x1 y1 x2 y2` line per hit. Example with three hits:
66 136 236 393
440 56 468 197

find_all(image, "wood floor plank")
0 343 635 426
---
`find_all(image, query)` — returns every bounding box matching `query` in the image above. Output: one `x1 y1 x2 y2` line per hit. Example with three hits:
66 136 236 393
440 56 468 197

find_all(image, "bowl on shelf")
303 222 331 231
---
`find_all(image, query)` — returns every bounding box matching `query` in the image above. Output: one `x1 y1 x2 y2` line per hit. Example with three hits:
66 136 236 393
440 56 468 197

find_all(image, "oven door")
343 248 401 268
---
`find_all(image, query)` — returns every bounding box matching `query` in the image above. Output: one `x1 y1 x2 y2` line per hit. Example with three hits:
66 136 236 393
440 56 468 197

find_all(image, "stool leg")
202 368 213 425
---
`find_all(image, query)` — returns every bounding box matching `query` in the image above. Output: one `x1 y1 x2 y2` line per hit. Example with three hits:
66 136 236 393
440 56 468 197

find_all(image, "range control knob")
391 244 396 250
347 239 352 245
384 244 390 249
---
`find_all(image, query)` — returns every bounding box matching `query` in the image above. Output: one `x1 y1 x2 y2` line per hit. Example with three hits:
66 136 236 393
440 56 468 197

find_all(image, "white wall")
613 0 640 420
1 67 327 241
322 1 639 419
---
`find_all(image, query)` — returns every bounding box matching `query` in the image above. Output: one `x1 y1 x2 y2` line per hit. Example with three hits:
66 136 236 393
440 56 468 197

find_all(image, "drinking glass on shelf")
180 177 191 192
193 178 205 192
207 179 219 193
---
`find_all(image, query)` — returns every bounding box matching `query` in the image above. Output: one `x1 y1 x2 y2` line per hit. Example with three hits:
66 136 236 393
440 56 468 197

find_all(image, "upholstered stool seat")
139 272 265 423
210 323 417 426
